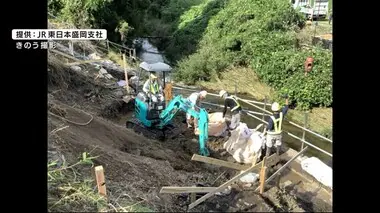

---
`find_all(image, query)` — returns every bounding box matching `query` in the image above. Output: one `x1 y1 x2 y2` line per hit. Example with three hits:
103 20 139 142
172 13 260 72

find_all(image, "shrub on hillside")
174 0 332 109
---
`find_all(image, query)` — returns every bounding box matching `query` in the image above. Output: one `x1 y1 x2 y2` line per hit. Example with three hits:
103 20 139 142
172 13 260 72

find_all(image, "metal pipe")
286 132 332 157
201 102 268 117
254 146 309 192
239 99 274 115
288 120 332 143
172 86 271 106
247 112 268 124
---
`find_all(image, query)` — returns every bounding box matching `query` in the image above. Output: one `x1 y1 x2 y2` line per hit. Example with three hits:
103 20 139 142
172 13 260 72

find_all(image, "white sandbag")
195 112 228 137
301 157 332 189
237 123 253 139
224 123 265 164
249 132 266 154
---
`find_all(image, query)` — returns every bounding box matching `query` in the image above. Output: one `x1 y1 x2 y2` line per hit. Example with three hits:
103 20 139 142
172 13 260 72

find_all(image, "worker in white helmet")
143 73 164 103
266 94 289 156
219 90 242 130
186 90 208 128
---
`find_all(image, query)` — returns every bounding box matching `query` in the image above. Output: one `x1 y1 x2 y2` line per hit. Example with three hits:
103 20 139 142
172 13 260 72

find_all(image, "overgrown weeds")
48 152 154 212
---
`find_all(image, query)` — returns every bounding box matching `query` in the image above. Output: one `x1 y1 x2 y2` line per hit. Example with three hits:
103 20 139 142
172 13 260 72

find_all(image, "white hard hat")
219 90 227 97
271 102 280 111
150 73 157 79
199 90 208 98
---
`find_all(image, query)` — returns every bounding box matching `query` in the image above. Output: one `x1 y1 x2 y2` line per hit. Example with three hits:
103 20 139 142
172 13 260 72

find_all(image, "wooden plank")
259 166 267 194
259 157 268 194
95 166 107 197
66 59 105 66
159 187 217 194
191 154 250 170
188 160 263 210
191 153 279 171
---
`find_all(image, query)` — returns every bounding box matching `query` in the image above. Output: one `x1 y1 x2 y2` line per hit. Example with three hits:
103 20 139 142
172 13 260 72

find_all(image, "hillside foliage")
170 0 332 109
48 0 332 109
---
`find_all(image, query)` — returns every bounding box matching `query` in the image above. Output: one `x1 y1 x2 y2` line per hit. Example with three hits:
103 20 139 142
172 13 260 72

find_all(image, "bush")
173 0 332 109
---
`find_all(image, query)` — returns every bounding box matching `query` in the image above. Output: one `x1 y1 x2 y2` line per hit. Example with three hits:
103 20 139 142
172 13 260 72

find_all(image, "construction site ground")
47 49 332 212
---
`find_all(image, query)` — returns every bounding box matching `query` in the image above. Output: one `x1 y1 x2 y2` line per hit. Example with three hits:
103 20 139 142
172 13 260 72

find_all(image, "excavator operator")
143 73 164 104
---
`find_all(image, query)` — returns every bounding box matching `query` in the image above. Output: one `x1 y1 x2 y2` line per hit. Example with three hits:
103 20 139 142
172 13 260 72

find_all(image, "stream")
137 38 332 166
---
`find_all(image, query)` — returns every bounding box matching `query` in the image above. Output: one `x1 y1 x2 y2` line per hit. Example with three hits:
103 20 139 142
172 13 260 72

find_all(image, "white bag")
301 157 332 189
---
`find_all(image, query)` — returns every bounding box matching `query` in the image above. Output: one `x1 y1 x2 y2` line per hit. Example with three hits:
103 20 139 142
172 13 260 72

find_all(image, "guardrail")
172 85 332 158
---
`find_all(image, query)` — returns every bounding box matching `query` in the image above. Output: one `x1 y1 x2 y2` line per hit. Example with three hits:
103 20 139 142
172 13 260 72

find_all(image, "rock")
192 174 203 179
191 139 197 143
220 151 228 156
243 183 252 188
105 74 114 79
113 89 125 98
70 65 82 72
283 180 292 188
99 68 108 74
89 52 102 60
216 186 232 196
216 204 220 209
244 202 251 206
239 172 259 183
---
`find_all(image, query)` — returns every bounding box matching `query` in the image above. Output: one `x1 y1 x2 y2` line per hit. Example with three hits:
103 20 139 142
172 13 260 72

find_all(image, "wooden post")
106 40 109 52
69 41 74 56
259 157 267 194
133 48 136 59
191 185 196 203
301 112 308 151
122 53 130 94
95 166 107 197
164 82 173 106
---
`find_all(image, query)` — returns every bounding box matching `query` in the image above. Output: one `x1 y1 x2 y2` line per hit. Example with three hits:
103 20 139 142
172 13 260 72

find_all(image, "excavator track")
126 118 181 141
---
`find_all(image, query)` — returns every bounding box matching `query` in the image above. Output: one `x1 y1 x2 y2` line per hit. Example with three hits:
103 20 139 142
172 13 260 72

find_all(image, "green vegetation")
171 0 332 110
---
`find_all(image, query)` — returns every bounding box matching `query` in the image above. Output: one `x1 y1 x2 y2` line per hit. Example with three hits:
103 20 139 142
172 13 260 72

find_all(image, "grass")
48 152 154 212
107 51 126 67
198 67 332 137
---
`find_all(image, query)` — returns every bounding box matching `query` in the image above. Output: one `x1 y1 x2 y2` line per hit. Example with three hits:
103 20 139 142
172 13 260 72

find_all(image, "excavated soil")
47 52 331 212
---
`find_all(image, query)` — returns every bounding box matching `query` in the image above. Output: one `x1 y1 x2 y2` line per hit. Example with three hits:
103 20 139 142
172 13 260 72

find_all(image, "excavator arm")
158 95 210 156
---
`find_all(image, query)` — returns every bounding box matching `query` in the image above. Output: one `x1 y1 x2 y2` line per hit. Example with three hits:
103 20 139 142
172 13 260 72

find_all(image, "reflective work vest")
226 95 241 112
268 112 283 135
150 81 160 94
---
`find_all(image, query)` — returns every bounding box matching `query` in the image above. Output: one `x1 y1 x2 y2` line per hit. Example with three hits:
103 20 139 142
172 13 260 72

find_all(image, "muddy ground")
47 50 331 212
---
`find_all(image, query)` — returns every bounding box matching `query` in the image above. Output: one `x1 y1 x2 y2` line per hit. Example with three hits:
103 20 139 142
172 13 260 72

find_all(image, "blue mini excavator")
126 62 210 156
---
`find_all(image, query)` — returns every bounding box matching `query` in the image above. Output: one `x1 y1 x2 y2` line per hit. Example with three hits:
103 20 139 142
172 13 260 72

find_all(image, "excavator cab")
134 61 172 128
